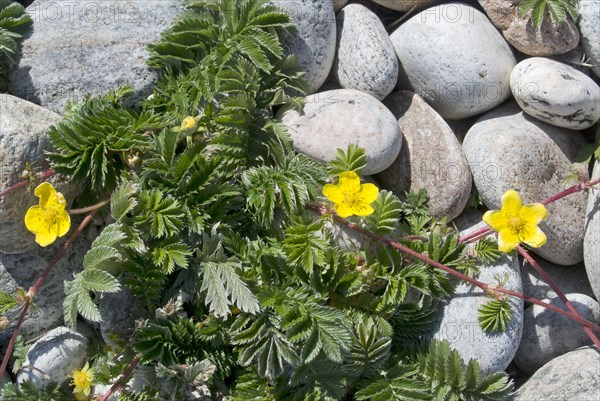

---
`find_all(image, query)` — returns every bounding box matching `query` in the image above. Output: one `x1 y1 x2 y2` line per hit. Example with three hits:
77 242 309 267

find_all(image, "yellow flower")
70 362 94 400
24 182 71 247
323 171 379 218
180 116 197 133
483 189 547 253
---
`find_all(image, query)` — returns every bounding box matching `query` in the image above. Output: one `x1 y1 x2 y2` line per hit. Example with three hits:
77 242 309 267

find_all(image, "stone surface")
514 346 600 401
332 0 348 13
0 227 93 346
0 95 81 254
273 0 336 93
333 4 398 100
16 326 88 388
276 89 402 175
510 57 600 130
376 91 471 220
390 3 515 119
585 161 600 301
8 0 184 114
514 293 600 374
99 287 137 346
479 0 579 57
463 102 588 265
369 0 437 12
426 253 523 375
578 0 600 77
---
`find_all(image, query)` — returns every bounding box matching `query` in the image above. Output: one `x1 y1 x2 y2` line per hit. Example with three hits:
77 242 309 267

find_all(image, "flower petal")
482 210 508 232
520 225 547 248
351 202 375 217
497 228 519 253
334 203 355 218
338 171 361 194
24 205 46 233
501 189 522 216
520 203 547 226
323 183 345 204
34 182 56 207
56 211 71 237
35 229 58 247
357 183 379 205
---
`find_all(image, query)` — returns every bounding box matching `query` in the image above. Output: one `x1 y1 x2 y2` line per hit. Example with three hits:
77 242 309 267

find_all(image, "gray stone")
578 0 600 77
273 0 336 94
16 326 88 388
332 0 348 13
452 208 488 238
390 3 515 119
8 0 184 114
276 89 402 175
510 57 600 130
514 346 600 401
369 0 437 12
514 293 600 374
376 91 471 221
479 0 579 57
585 161 600 301
0 95 81 254
0 229 92 346
521 257 596 303
462 102 588 265
426 253 523 375
333 4 398 100
93 384 119 401
99 287 136 346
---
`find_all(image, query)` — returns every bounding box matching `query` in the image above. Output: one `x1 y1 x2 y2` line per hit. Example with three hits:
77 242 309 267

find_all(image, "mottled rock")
273 0 336 93
390 3 515 119
16 326 88 388
99 287 137 346
376 91 471 220
578 0 600 77
334 4 398 100
585 162 600 301
8 0 184 113
514 346 600 401
479 0 579 56
332 0 348 13
510 57 600 130
0 95 81 254
369 0 437 12
276 89 402 175
0 229 92 345
463 102 588 265
514 294 600 374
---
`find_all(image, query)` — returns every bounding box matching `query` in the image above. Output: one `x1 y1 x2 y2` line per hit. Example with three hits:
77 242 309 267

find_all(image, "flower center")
508 216 523 231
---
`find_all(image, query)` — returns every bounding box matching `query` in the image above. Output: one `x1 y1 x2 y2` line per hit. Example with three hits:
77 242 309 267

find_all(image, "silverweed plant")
1 0 599 400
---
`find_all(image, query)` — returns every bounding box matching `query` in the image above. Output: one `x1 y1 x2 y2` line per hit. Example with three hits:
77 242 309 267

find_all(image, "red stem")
0 169 56 198
0 211 97 381
96 354 141 401
458 226 492 243
541 176 600 205
518 246 600 348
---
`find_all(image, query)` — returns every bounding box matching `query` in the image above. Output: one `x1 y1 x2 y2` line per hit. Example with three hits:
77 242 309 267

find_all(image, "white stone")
369 0 437 12
584 161 600 301
514 293 600 374
511 58 600 130
390 3 515 119
463 102 588 265
276 89 402 175
333 4 398 100
578 0 600 77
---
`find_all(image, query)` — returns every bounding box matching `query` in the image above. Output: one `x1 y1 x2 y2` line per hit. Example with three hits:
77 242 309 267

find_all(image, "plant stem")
0 169 56 198
0 211 97 381
96 354 141 401
458 226 492 243
68 196 111 215
518 246 600 348
541 176 600 205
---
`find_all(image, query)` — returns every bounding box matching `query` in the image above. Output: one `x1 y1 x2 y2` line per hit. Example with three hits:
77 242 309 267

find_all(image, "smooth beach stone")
376 91 471 220
369 0 437 12
16 326 88 389
514 293 600 374
0 95 80 254
425 253 523 375
8 0 184 114
463 102 588 265
478 0 579 56
276 89 402 175
584 162 600 301
273 0 336 94
333 4 398 100
99 287 137 346
515 346 600 401
0 231 92 346
390 3 515 119
510 58 600 130
578 0 600 78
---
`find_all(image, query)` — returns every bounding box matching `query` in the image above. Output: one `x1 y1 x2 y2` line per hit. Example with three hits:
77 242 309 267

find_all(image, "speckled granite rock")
8 0 184 114
578 0 600 77
585 162 600 301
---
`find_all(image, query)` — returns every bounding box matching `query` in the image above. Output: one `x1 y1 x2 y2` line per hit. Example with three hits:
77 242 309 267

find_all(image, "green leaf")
328 144 367 175
478 299 512 333
283 219 328 274
0 290 18 314
151 241 193 274
111 181 137 221
364 190 401 235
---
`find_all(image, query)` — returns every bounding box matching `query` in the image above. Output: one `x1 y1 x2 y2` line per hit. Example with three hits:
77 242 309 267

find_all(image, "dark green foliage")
0 0 32 92
519 0 577 26
478 299 512 333
328 144 368 175
1 382 73 401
